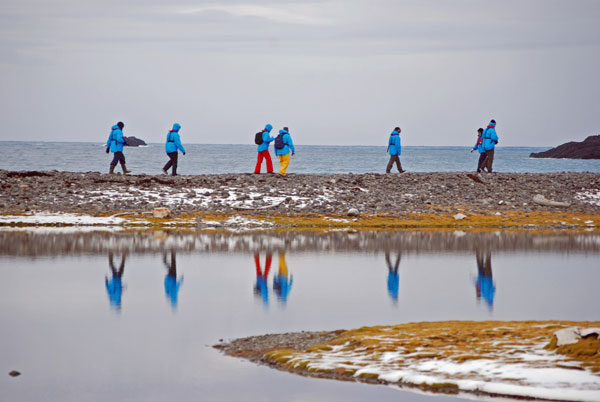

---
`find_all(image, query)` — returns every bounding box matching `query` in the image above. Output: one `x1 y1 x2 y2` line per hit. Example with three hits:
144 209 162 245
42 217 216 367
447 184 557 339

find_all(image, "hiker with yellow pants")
273 127 295 176
273 253 293 303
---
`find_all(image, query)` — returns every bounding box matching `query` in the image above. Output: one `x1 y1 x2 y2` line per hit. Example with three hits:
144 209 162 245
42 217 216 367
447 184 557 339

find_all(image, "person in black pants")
162 123 186 176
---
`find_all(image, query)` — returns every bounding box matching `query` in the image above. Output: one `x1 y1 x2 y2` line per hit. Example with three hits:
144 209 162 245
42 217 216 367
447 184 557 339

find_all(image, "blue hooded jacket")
257 124 274 152
388 130 401 156
165 123 185 154
106 125 126 153
473 132 485 154
274 129 295 156
482 122 499 151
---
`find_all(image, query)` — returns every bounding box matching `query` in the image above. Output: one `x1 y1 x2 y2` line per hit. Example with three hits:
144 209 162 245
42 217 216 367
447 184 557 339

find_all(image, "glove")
183 152 186 155
106 148 109 154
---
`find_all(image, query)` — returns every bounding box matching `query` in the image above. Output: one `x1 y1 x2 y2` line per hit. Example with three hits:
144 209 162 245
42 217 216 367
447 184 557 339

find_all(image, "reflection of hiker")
470 128 488 173
163 250 183 310
254 124 275 174
254 253 272 306
105 252 126 311
474 250 495 310
386 127 404 173
273 253 293 304
274 127 295 177
385 251 400 303
481 120 499 173
162 123 186 176
106 122 131 175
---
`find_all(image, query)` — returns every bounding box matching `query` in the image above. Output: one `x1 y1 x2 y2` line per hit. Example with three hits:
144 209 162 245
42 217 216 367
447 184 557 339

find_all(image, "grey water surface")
1 141 600 174
1 230 599 402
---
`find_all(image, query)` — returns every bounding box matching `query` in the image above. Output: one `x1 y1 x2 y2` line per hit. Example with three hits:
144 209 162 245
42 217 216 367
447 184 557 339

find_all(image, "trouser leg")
264 151 273 173
386 155 394 173
394 156 403 173
485 148 495 172
110 152 120 167
170 152 178 175
477 152 487 172
254 152 264 173
279 154 290 176
164 152 177 174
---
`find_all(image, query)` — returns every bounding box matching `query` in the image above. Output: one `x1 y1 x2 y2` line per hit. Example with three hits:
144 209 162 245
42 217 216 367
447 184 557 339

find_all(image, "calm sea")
1 141 599 174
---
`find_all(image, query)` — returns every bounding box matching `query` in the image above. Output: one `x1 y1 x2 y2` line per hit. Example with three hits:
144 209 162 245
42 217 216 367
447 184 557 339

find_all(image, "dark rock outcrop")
530 135 600 159
124 136 147 147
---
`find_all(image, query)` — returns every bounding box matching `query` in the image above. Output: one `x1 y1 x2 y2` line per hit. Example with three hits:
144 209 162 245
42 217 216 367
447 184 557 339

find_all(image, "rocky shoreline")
1 170 599 217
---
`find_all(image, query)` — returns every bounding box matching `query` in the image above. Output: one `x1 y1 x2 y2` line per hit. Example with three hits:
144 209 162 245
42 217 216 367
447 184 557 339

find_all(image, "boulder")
347 208 360 217
530 135 600 159
124 136 147 147
153 207 170 218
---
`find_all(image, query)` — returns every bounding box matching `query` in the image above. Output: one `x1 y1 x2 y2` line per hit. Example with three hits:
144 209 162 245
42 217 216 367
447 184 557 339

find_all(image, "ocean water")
1 141 599 174
1 230 599 402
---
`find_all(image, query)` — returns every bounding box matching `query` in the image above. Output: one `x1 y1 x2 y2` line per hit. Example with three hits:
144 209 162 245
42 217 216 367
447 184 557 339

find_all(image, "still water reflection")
1 229 598 402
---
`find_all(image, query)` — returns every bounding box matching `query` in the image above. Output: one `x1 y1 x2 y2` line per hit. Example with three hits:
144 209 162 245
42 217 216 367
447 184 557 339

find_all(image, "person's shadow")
164 250 184 311
273 253 293 305
474 249 496 310
105 252 127 312
254 253 271 306
385 251 401 305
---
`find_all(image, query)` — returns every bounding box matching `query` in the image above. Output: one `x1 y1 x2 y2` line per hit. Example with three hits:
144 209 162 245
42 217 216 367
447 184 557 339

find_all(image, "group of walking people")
470 120 499 173
106 119 498 175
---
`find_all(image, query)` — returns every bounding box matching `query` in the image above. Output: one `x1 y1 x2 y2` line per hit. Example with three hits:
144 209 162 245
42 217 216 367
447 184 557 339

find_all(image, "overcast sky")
1 0 599 146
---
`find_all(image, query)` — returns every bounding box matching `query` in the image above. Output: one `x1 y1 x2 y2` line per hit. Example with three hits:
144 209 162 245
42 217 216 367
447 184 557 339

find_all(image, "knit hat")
283 127 289 132
117 122 124 129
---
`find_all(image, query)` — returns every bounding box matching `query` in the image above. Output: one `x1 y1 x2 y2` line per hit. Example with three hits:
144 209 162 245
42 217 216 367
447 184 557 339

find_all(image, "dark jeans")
163 152 178 175
386 155 403 173
484 148 495 173
477 152 487 172
110 151 126 167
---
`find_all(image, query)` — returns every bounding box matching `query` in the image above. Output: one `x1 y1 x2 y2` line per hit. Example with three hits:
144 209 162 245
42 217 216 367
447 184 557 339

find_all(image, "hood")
488 121 496 128
111 124 119 130
279 129 287 134
391 130 399 135
172 123 181 132
265 124 273 131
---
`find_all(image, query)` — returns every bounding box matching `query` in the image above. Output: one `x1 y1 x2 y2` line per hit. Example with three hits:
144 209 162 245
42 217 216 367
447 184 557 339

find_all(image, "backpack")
274 133 285 150
254 131 264 145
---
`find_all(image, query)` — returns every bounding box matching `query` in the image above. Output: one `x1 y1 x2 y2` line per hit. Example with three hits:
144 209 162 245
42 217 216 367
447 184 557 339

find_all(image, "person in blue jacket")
254 124 275 174
105 252 126 312
385 251 400 305
162 123 186 176
163 250 183 311
274 127 295 176
481 120 499 173
474 250 495 310
386 127 404 173
105 121 131 174
470 128 488 173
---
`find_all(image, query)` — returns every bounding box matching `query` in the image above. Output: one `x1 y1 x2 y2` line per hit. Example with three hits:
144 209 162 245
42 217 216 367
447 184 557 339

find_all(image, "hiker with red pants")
254 124 274 174
253 253 272 306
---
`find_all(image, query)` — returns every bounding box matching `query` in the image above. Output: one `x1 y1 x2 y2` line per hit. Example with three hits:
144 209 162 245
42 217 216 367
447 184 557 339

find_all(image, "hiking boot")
109 165 116 175
122 164 131 175
162 169 168 175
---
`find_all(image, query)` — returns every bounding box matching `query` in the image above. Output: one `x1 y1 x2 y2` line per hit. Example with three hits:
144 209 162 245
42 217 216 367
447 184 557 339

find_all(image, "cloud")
176 3 332 25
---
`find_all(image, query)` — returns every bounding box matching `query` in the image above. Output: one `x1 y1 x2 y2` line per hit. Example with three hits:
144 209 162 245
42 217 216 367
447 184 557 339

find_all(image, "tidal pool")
1 229 598 402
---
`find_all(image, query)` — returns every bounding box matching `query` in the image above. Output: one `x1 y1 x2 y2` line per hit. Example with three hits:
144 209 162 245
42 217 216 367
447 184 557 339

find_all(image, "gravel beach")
1 170 599 217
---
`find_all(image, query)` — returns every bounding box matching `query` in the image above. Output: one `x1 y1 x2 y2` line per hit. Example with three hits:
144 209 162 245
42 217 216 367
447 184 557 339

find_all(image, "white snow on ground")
0 212 125 226
84 184 342 211
285 339 600 402
576 190 600 206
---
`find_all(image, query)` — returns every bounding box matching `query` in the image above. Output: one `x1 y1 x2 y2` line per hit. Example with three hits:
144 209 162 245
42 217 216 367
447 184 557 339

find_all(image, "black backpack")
254 131 264 145
274 133 285 150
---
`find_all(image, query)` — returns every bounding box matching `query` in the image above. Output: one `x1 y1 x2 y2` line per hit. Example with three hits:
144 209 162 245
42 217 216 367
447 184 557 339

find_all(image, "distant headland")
530 135 600 159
